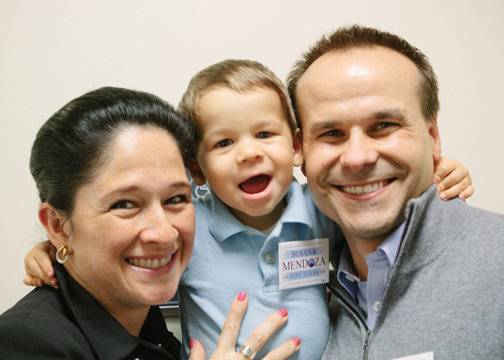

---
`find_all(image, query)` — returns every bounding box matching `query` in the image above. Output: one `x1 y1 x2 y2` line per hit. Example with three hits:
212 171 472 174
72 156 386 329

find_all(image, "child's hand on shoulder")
23 240 59 289
434 156 474 201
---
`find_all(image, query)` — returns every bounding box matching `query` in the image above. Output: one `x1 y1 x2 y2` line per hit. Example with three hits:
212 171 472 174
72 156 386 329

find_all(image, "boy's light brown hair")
179 59 297 155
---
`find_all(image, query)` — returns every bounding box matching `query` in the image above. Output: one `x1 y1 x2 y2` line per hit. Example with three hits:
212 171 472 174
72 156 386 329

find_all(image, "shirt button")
265 252 276 264
373 301 380 312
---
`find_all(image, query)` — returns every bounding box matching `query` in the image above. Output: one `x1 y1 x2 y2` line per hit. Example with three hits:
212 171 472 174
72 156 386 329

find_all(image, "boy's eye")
111 200 135 209
165 195 188 205
216 139 233 148
257 131 273 139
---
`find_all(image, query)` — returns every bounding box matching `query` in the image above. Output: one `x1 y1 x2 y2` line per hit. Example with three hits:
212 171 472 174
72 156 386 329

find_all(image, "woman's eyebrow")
99 181 191 201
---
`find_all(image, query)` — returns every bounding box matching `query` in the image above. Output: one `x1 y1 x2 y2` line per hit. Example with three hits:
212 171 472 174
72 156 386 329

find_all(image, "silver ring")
238 345 257 360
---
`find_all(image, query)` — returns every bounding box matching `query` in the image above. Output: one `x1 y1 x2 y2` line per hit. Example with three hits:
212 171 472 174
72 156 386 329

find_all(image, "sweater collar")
331 185 457 276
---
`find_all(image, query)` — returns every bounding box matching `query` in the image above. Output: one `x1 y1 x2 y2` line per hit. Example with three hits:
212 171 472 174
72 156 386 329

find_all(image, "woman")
0 87 299 360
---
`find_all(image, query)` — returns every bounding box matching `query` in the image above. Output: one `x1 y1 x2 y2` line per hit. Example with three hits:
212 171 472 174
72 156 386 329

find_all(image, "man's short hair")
179 59 297 145
287 25 440 128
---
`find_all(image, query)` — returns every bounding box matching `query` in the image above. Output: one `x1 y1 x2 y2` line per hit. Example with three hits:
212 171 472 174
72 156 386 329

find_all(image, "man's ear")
38 203 70 250
292 129 304 167
187 159 207 186
429 114 442 164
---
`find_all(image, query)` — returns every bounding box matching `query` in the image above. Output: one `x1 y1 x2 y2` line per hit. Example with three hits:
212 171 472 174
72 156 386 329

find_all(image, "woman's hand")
189 292 300 360
434 156 474 200
23 240 59 289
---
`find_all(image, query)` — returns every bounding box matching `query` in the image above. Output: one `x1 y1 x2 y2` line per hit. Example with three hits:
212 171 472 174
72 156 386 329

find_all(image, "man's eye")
111 201 135 209
216 139 232 148
166 195 188 205
257 131 273 139
321 129 344 137
374 122 396 131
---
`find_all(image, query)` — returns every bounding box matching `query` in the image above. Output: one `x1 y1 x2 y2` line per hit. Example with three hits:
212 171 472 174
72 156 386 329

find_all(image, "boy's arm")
23 240 59 289
434 156 474 200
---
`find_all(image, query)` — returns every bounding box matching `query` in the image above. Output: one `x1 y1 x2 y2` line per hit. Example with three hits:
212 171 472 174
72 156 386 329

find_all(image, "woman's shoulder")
0 286 95 359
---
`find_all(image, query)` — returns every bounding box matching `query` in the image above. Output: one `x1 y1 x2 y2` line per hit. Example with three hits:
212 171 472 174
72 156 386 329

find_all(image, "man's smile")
336 179 395 196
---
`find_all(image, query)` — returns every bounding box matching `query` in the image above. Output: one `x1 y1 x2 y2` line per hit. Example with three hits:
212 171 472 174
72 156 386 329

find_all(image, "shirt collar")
336 221 405 298
54 265 175 359
376 221 405 268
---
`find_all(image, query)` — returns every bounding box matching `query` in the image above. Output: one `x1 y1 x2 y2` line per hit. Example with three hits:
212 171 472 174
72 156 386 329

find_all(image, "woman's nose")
140 206 178 244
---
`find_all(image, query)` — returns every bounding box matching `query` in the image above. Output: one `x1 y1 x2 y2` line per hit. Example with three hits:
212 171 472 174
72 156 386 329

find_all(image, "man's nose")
339 131 378 171
236 140 264 164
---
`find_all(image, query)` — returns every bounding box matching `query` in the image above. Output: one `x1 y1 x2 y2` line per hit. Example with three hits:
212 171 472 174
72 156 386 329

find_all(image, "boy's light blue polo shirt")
179 180 338 360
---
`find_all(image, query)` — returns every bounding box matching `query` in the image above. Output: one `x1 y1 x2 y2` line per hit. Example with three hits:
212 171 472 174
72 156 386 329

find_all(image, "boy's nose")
236 141 264 164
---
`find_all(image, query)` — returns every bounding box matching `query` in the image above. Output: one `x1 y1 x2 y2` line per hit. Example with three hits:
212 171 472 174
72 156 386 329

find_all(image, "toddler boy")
178 59 336 360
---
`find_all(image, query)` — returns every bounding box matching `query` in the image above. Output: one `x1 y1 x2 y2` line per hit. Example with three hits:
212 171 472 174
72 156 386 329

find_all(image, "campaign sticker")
278 238 329 290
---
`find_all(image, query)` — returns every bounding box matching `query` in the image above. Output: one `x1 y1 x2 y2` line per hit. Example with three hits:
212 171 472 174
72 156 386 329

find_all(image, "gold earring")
56 245 69 264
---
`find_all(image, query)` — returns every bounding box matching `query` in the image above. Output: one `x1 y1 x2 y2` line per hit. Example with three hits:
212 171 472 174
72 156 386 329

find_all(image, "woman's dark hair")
30 86 195 217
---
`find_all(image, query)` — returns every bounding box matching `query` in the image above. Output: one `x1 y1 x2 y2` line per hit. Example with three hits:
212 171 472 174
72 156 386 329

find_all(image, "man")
287 25 504 359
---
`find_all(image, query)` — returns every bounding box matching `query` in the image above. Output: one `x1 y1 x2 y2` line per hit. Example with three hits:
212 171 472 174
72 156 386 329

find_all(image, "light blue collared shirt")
179 181 337 360
337 222 405 330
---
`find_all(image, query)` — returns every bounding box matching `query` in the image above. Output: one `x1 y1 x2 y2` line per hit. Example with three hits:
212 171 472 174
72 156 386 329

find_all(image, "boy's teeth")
343 181 386 195
127 255 172 269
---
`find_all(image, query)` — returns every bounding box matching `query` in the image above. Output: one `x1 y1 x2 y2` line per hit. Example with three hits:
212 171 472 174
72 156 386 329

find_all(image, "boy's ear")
38 203 70 249
292 129 304 167
187 159 207 186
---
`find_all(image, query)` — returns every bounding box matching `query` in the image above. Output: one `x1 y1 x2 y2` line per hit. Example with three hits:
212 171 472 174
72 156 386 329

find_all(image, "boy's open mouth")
239 175 271 194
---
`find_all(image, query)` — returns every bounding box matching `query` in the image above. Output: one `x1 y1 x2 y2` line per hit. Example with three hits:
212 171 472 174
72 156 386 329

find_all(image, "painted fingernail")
50 278 57 285
459 194 465 200
190 339 196 349
278 309 288 317
440 193 447 200
292 337 301 346
237 292 247 302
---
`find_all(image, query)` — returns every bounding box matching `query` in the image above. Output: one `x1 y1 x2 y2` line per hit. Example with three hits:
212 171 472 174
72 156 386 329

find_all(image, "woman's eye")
166 195 188 205
257 131 273 139
216 139 232 148
111 201 135 209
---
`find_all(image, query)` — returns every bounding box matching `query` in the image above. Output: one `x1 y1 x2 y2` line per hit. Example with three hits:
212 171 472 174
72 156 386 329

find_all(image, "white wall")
1 0 503 320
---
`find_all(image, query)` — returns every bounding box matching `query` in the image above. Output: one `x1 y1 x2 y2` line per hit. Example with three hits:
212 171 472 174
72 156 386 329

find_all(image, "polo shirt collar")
206 180 312 242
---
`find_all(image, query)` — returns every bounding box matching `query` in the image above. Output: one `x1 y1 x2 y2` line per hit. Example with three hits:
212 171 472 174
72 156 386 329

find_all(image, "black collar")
55 265 179 359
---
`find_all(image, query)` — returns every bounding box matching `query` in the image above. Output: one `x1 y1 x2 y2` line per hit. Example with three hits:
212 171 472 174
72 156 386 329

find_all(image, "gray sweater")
322 185 504 360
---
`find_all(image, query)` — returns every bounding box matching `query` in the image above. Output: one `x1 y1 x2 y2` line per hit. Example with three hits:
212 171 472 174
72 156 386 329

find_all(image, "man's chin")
338 213 404 243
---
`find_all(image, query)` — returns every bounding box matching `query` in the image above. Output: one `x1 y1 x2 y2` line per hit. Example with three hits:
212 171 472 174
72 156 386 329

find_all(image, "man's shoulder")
444 197 504 234
412 186 504 236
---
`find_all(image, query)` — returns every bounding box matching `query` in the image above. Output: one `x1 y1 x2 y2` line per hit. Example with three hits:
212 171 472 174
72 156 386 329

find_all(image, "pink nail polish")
278 309 288 317
292 337 301 346
237 292 247 302
189 339 196 349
